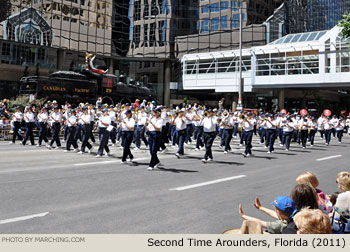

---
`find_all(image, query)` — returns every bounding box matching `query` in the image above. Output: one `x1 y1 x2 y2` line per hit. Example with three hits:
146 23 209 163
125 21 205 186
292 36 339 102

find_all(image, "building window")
201 5 209 14
158 20 167 46
210 3 220 12
149 23 156 46
134 1 141 21
143 0 149 17
133 25 141 48
221 16 228 29
142 24 148 47
211 17 219 31
220 1 229 10
232 1 243 11
151 0 159 16
201 19 209 33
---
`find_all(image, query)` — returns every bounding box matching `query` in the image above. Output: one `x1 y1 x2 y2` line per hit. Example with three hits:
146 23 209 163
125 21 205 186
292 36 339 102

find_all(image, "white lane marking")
74 157 149 166
169 175 246 191
0 212 49 225
316 155 342 161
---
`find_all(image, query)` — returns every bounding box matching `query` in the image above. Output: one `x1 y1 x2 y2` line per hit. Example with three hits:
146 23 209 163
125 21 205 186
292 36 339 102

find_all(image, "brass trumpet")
239 114 246 120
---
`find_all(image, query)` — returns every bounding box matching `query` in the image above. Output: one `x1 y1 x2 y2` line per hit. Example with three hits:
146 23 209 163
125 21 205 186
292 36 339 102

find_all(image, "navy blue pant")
243 130 253 155
75 124 82 142
50 122 61 147
266 129 276 152
185 124 193 143
176 129 185 155
122 131 134 161
336 130 343 142
22 122 35 145
81 124 92 152
283 132 293 150
309 129 316 145
97 127 110 155
66 126 78 150
204 131 216 160
171 125 177 146
90 121 96 143
233 123 239 136
160 125 168 150
12 121 22 143
38 122 48 145
195 126 204 149
223 129 233 151
135 125 148 148
148 131 161 168
300 129 308 147
325 129 332 144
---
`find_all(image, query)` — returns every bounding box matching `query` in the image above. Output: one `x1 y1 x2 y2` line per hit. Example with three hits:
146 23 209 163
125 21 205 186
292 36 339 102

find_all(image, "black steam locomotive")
19 70 154 104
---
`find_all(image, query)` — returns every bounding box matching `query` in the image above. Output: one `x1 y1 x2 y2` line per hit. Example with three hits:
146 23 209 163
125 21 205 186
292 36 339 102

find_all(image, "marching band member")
146 108 163 170
134 105 148 150
335 117 345 143
281 117 294 151
298 115 309 149
96 108 112 157
264 114 277 154
22 106 35 146
242 113 254 157
74 107 83 143
307 117 317 147
159 107 168 152
65 109 79 152
78 107 94 154
49 106 62 149
184 108 193 144
174 110 186 158
193 109 204 151
202 109 217 163
120 109 135 163
222 112 234 154
331 115 338 138
323 117 333 146
317 115 325 139
88 104 96 143
11 106 23 144
37 107 49 147
346 116 350 135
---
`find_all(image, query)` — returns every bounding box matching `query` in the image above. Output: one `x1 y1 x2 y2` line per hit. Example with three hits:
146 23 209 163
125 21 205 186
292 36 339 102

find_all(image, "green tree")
338 12 350 38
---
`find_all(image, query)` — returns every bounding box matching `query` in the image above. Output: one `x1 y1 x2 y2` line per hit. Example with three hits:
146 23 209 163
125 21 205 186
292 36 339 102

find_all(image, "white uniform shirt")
323 121 333 130
109 111 116 121
67 115 77 127
203 117 217 132
298 119 308 130
14 112 23 122
121 117 135 131
148 117 163 132
80 113 91 124
38 112 48 123
138 111 148 125
175 116 186 131
223 116 234 129
89 109 95 122
24 111 35 123
282 122 294 132
265 119 277 129
185 113 193 125
335 121 344 131
243 119 254 131
51 112 62 124
98 115 111 128
317 117 325 130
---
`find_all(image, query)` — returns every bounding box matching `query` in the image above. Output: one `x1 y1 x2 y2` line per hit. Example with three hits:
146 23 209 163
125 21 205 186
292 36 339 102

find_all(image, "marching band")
7 100 350 171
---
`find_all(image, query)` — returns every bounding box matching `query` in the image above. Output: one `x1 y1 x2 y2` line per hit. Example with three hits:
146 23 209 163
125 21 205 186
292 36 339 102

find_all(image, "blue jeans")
283 131 293 150
266 129 276 152
135 125 148 148
244 130 253 155
223 129 233 151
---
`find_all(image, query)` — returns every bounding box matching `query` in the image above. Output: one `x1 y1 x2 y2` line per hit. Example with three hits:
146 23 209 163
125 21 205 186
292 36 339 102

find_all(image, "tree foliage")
338 12 350 38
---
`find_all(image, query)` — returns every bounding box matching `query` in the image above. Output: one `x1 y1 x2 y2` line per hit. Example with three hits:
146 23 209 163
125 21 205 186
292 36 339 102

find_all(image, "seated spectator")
296 172 333 214
294 208 332 234
330 192 340 207
283 183 319 234
239 196 296 234
334 171 350 220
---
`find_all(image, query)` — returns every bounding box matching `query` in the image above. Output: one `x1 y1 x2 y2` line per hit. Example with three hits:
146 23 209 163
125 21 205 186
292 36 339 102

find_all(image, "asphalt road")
0 133 349 234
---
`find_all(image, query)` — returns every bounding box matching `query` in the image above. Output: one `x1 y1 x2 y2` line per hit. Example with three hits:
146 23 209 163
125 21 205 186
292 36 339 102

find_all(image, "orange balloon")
280 109 287 114
323 109 331 117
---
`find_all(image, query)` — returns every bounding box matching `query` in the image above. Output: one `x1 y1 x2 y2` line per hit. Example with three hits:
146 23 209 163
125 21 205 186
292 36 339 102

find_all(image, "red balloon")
300 109 308 116
280 109 287 114
323 109 332 117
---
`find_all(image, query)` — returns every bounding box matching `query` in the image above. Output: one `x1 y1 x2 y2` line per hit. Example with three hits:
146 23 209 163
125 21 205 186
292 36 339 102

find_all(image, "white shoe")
121 160 127 164
127 158 134 162
201 159 207 163
264 146 267 148
242 153 247 157
55 147 60 149
74 148 79 152
161 148 167 153
184 143 188 146
95 154 102 158
36 144 40 147
171 145 176 148
267 151 271 154
247 153 251 157
116 140 120 144
194 148 199 151
200 146 205 150
219 145 223 149
64 150 70 152
285 149 289 151
302 147 305 149
78 151 84 154
175 153 180 158
224 151 228 154
62 140 65 143
207 158 213 162
279 144 283 146
112 144 116 147
239 144 242 147
105 152 110 156
134 147 140 151
339 142 342 144
148 167 153 171
310 145 313 147
88 147 94 154
47 145 52 149
119 146 123 149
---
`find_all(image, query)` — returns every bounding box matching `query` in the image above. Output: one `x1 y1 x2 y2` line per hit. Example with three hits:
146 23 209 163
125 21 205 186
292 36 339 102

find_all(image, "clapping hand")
254 197 261 210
